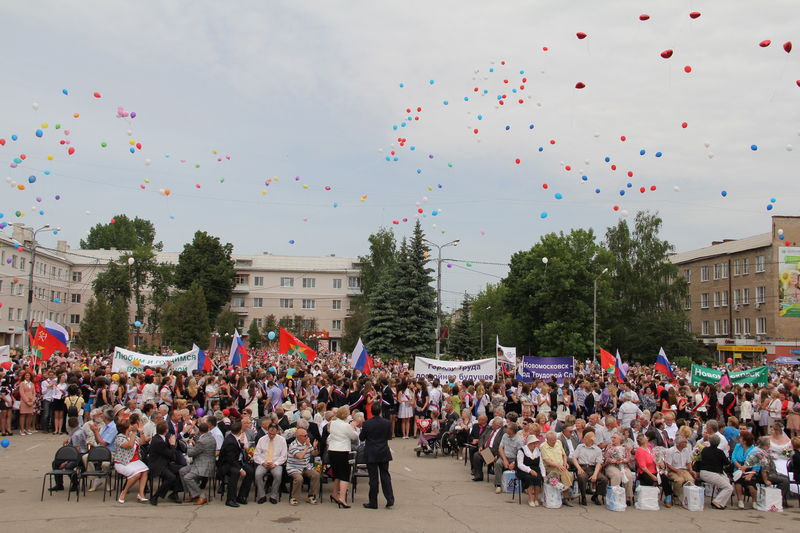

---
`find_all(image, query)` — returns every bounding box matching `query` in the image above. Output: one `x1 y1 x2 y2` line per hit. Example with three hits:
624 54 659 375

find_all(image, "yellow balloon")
132 359 140 367
41 122 49 129
129 139 135 146
47 154 54 161
261 190 267 195
302 184 309 189
112 373 120 381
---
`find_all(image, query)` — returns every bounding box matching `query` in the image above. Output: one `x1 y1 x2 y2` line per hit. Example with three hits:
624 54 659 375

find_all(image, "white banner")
111 346 199 373
414 356 496 382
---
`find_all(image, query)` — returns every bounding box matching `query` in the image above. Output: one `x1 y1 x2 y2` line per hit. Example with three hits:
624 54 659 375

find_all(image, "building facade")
670 215 800 361
0 225 360 352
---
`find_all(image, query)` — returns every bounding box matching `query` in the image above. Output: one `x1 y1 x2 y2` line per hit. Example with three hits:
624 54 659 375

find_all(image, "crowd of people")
1 347 800 513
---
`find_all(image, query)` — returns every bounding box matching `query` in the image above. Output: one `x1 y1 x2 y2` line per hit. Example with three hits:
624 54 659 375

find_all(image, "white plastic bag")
502 470 518 494
543 483 562 508
754 485 783 512
682 484 704 512
606 485 626 512
634 485 660 511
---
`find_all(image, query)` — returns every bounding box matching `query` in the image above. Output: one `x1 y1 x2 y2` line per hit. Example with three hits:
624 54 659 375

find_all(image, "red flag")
599 348 616 372
278 328 317 363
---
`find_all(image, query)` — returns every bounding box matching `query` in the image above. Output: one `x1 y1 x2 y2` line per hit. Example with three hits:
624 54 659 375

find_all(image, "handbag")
755 485 783 512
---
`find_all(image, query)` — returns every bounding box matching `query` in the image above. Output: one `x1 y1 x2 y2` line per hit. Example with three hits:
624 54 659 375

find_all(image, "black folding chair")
80 446 113 501
41 446 81 502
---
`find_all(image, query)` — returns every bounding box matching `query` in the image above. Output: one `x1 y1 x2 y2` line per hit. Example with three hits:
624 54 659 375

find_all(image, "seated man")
285 427 321 505
471 417 503 482
541 431 574 506
665 435 696 505
494 422 522 494
51 416 87 492
218 419 254 507
179 421 216 505
147 420 183 505
253 424 287 504
571 430 607 506
747 436 792 508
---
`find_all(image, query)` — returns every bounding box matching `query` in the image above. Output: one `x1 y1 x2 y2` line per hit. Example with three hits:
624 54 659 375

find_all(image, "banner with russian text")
516 356 575 384
690 363 770 386
111 346 199 373
413 357 496 382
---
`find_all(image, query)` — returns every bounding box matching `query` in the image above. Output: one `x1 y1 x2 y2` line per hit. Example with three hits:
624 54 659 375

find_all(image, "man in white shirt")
253 424 287 504
617 393 642 428
207 416 224 451
40 371 58 433
428 379 443 414
704 420 729 454
665 436 696 502
663 412 679 443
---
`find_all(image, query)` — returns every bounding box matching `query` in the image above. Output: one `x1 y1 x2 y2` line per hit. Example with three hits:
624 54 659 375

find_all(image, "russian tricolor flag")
351 338 373 374
228 329 248 368
614 349 627 383
36 319 70 360
654 347 676 380
194 343 212 372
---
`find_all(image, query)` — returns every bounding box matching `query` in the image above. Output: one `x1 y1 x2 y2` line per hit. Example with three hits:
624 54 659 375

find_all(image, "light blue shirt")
101 421 118 452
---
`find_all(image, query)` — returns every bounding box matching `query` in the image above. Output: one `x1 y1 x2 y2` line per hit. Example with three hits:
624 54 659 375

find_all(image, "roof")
669 232 772 264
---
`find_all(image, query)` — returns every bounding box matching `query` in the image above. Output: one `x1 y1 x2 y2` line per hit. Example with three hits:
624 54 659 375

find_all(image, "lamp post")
13 224 60 355
593 267 609 365
423 238 460 359
480 305 492 356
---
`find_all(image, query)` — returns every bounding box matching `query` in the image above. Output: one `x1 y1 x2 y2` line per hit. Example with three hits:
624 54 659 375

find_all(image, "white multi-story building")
0 224 360 352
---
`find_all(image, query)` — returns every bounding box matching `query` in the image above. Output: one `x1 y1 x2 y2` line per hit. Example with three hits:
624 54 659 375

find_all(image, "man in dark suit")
148 421 183 505
359 403 394 509
471 416 503 481
218 419 255 508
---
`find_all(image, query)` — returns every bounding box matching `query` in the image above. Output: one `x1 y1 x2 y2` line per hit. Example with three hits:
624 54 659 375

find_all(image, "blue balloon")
639 149 646 155
416 169 422 174
268 331 276 340
28 176 36 183
431 210 438 216
505 125 510 130
595 188 601 194
35 129 43 138
43 170 51 175
780 234 785 240
62 89 69 95
129 147 135 153
289 239 295 244
11 134 18 141
721 190 728 197
604 156 611 163
529 124 535 129
134 321 142 328
766 204 773 211
581 175 588 181
477 114 483 120
626 183 632 188
409 146 415 151
1 439 9 448
619 190 626 196
554 193 563 200
463 96 469 101
429 79 435 85
443 100 449 105
770 197 777 203
538 147 544 152
519 70 525 74
655 151 663 157
751 144 758 151
392 125 398 130
489 67 494 72
540 211 548 219
399 83 405 88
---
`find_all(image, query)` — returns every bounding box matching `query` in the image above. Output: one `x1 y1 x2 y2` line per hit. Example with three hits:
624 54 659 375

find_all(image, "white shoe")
495 486 502 494
738 501 744 509
529 500 536 507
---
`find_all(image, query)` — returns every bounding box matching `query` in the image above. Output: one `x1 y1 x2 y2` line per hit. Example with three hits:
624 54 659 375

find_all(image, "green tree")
604 211 701 361
400 221 436 356
363 262 402 356
108 297 131 349
342 302 368 353
78 296 111 352
174 231 235 323
448 293 479 358
144 262 174 339
93 261 131 305
161 282 211 352
262 314 277 339
80 214 161 250
215 310 240 337
470 283 515 357
278 315 293 330
247 319 263 348
503 228 611 357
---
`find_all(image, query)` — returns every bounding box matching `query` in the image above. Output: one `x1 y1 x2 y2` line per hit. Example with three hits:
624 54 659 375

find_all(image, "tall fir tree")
362 264 402 356
247 319 263 348
448 293 478 358
161 282 211 352
78 296 110 352
402 221 436 356
108 297 131 349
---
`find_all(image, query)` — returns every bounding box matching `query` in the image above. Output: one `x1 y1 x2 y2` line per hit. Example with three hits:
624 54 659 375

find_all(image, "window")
701 320 710 335
733 259 740 276
734 318 742 335
756 286 766 304
722 319 729 335
253 276 264 287
16 308 22 320
714 320 722 335
348 276 362 289
685 321 692 333
332 319 342 330
742 288 750 305
253 298 263 308
234 275 248 285
756 255 765 273
713 292 721 308
713 264 721 280
720 290 728 307
237 317 245 328
20 258 26 271
742 258 749 275
7 308 12 321
72 271 82 282
254 318 263 328
700 293 709 309
0 280 2 293
71 293 81 303
733 289 740 306
721 262 728 279
302 278 316 289
280 298 294 309
302 299 315 309
303 319 315 331
69 314 80 324
280 277 294 288
744 318 751 335
11 255 17 268
756 317 767 335
700 266 710 282
51 266 56 277
683 269 692 284
333 278 342 289
16 283 23 296
332 300 342 310
232 297 246 308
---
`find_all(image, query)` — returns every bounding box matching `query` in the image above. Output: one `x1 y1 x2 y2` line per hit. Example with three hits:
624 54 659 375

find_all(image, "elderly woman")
731 431 759 508
746 436 792 508
113 417 149 504
635 433 673 507
696 434 732 509
327 406 359 508
603 432 634 505
516 434 543 507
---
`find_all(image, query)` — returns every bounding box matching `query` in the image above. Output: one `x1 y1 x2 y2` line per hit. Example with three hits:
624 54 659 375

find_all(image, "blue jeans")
40 400 53 432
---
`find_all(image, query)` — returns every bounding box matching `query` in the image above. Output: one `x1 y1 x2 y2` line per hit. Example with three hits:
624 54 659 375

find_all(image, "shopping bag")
754 485 783 512
681 484 704 512
543 483 562 508
606 485 626 512
634 485 660 511
502 470 518 494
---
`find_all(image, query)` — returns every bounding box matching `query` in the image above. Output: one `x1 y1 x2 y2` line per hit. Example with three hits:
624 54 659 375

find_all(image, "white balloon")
673 186 680 192
85 210 91 215
32 102 39 110
708 153 715 159
431 224 437 229
786 144 793 152
127 257 135 265
621 210 629 217
542 257 549 264
704 142 711 148
144 158 152 166
127 129 133 136
778 229 784 235
593 132 600 138
422 196 429 202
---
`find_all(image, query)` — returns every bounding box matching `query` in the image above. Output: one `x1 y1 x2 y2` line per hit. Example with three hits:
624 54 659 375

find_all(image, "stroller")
415 418 442 457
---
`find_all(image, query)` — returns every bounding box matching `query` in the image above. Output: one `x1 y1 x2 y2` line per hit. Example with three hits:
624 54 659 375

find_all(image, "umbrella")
767 356 800 365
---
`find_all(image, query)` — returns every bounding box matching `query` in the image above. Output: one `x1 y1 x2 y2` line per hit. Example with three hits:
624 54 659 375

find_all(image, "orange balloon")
164 189 171 196
17 184 25 190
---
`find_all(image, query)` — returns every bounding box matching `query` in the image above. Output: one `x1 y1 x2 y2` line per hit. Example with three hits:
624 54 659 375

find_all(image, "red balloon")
500 60 505 65
682 122 688 128
135 142 142 150
661 49 673 59
0 138 5 146
542 183 548 189
726 358 733 364
797 80 800 87
67 147 75 155
417 208 423 213
620 135 626 142
784 41 792 53
639 14 650 21
503 79 508 84
392 220 399 225
610 164 617 170
473 128 479 134
576 32 587 40
498 100 504 105
416 107 422 112
759 40 771 48
565 165 571 171
522 77 527 83
549 139 556 145
93 91 102 98
640 187 646 193
650 185 657 191
684 65 692 73
19 153 26 160
613 205 620 211
515 158 521 164
145 368 153 375
689 11 701 19
518 99 523 104
542 46 549 51
627 171 633 177
575 82 586 89
787 241 793 246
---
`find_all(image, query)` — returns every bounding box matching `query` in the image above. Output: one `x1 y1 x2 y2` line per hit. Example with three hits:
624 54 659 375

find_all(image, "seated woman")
112 417 149 504
731 430 759 509
516 435 543 507
603 432 634 506
416 417 440 452
696 434 733 510
635 433 673 507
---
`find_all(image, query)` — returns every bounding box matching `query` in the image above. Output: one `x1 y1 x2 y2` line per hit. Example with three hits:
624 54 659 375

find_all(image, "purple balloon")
195 407 205 417
621 363 629 374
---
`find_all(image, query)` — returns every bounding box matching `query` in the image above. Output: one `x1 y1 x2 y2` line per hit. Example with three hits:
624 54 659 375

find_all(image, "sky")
1 1 799 312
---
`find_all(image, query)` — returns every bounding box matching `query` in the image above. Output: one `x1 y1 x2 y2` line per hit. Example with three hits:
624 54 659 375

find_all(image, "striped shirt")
286 439 313 474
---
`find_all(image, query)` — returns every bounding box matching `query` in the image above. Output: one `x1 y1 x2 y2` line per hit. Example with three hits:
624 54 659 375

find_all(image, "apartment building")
670 215 800 361
0 225 360 352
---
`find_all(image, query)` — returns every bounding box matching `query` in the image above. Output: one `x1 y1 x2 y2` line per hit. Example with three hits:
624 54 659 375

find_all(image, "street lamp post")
13 224 60 355
480 305 492 356
423 238 460 359
593 267 609 365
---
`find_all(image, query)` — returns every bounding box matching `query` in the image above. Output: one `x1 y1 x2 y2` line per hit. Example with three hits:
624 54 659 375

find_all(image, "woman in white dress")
768 421 793 476
113 417 149 504
537 384 551 419
398 380 414 439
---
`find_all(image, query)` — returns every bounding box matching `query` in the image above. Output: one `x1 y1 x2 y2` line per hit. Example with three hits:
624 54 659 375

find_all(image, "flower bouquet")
548 474 566 492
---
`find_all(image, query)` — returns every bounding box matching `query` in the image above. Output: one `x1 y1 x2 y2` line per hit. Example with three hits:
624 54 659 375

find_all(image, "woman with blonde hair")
327 406 359 508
